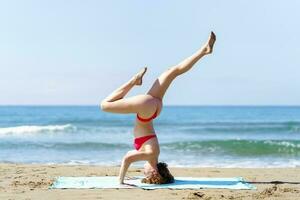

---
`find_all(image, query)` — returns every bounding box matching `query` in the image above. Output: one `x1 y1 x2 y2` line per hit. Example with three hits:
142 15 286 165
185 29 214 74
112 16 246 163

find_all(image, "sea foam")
0 124 74 135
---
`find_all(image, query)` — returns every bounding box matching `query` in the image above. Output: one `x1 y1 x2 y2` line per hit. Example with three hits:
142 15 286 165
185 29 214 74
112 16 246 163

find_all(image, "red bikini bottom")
134 134 156 150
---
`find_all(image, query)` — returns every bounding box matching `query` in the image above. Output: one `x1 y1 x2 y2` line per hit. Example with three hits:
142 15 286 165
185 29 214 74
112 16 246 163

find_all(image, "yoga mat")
50 176 256 190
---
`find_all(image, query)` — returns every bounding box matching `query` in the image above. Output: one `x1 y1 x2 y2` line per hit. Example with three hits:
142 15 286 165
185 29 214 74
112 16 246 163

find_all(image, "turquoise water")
1 106 300 167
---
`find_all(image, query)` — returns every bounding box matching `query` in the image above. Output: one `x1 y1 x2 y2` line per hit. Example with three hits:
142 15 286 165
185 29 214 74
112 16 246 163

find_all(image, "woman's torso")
133 95 162 138
133 95 162 160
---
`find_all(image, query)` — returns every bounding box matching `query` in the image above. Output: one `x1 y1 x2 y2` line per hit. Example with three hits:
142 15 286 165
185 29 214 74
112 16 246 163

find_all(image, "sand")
0 163 299 200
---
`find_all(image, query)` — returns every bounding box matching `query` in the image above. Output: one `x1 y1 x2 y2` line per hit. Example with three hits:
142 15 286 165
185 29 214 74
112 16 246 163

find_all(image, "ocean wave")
2 139 300 157
0 124 75 135
159 121 300 133
2 158 300 168
161 140 300 156
0 141 130 150
53 118 133 127
54 118 300 132
165 159 300 168
157 120 300 126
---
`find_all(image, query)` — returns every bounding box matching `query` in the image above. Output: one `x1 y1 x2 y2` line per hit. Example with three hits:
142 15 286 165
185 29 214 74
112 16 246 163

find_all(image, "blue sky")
0 0 299 105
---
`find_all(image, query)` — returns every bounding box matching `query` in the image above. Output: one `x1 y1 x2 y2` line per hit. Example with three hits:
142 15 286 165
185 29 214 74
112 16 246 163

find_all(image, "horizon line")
1 104 300 107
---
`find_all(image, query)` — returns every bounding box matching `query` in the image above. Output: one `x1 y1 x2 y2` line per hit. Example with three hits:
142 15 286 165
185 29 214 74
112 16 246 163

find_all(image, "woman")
100 32 216 184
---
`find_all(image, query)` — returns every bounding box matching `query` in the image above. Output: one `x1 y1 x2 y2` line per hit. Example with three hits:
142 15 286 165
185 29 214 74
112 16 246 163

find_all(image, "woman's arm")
119 150 152 184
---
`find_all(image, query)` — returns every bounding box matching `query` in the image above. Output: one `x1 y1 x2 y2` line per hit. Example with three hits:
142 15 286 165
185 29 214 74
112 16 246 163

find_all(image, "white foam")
3 158 300 168
264 140 300 148
0 124 74 136
165 159 300 168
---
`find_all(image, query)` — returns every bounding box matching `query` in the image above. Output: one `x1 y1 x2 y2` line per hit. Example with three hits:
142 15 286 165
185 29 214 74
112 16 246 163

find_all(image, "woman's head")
142 162 174 184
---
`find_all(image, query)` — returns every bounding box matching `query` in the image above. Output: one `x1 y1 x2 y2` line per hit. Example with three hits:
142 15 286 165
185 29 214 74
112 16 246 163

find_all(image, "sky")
0 0 299 105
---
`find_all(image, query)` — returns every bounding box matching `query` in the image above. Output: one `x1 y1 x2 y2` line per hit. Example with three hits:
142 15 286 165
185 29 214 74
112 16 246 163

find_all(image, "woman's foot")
132 67 147 86
202 31 216 55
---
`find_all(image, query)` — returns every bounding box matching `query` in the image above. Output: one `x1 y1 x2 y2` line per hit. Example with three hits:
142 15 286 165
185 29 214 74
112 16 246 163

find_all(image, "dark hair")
141 162 174 184
157 162 174 184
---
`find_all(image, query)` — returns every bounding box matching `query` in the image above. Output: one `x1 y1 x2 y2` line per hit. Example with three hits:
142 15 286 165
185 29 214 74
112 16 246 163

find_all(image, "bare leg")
147 32 216 100
100 67 147 113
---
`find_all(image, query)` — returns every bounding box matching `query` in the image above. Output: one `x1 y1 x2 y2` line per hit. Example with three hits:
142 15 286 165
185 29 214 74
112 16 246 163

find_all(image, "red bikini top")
137 110 158 122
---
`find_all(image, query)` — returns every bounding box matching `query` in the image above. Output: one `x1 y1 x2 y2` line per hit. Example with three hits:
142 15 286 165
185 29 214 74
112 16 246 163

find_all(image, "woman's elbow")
121 156 132 167
100 101 109 112
123 155 132 163
123 152 136 163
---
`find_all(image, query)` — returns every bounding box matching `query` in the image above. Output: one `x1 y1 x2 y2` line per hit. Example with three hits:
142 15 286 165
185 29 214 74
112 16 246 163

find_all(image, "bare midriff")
133 96 162 138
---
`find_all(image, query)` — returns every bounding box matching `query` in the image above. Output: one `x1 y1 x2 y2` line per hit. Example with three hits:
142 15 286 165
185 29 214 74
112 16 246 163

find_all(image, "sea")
1 106 300 168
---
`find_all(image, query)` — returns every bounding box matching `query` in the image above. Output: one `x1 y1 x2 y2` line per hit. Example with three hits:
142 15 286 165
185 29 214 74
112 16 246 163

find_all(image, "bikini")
134 110 158 150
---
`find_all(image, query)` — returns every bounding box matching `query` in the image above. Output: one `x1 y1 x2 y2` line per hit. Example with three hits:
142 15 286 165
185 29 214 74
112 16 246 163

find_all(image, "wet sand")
1 164 299 200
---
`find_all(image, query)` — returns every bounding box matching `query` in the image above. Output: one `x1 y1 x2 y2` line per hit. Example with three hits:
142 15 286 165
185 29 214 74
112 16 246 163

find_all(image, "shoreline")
1 164 299 200
2 162 300 168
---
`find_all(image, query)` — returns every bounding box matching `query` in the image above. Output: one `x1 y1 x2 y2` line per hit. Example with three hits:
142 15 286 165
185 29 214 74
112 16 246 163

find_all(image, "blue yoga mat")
50 176 255 190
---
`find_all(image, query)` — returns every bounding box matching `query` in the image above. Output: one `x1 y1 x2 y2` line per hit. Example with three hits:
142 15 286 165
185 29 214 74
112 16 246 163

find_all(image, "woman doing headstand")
100 32 216 184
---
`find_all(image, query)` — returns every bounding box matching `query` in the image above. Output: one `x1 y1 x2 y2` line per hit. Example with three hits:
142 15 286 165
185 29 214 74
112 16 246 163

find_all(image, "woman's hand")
119 177 136 187
123 182 136 187
125 176 134 180
118 150 153 186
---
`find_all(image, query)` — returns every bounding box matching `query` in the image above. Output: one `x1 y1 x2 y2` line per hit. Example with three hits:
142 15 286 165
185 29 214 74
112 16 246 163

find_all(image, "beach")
1 164 299 200
1 106 300 199
2 0 300 198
